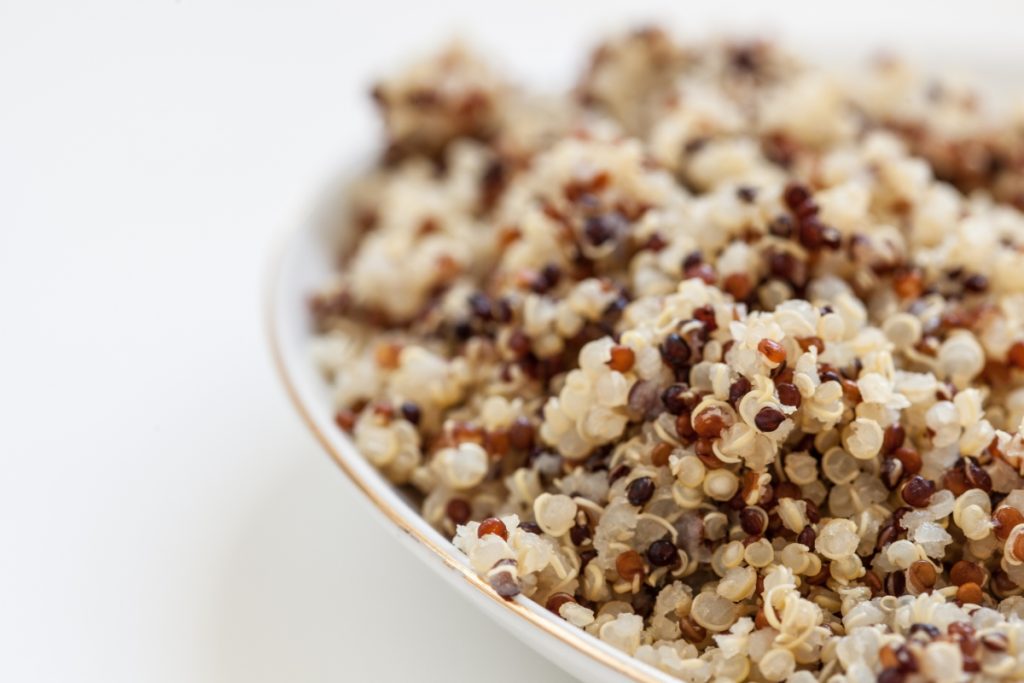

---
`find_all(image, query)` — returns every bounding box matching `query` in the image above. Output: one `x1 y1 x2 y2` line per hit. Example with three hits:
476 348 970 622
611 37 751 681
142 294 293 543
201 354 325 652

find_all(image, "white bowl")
266 37 1019 680
267 189 674 682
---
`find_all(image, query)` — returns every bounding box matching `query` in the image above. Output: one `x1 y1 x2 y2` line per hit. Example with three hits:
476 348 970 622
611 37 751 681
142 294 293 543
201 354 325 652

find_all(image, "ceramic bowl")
267 39 1018 681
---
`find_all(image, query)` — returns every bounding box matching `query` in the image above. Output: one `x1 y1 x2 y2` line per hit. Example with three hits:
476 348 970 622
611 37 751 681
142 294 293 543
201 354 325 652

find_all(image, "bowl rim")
265 210 672 683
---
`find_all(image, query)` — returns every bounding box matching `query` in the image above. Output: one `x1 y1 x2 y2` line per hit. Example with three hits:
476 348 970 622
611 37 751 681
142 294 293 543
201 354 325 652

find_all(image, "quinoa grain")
477 517 508 540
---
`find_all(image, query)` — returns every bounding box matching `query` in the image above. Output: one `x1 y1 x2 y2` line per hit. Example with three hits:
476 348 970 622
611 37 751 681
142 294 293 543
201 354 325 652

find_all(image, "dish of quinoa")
308 27 1024 682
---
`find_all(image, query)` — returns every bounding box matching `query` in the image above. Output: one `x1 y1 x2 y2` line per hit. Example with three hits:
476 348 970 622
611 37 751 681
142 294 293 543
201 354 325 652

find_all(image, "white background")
2 2 1022 681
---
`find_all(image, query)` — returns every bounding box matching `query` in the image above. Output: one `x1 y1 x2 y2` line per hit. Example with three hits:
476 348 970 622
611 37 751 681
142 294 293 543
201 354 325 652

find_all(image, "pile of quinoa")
310 28 1024 682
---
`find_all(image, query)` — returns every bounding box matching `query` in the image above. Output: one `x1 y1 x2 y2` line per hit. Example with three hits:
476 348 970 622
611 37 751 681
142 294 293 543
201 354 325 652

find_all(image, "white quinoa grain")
435 442 488 489
533 493 578 537
702 469 739 501
778 497 809 534
717 565 757 601
842 418 884 460
885 539 919 569
816 519 859 560
759 647 796 682
744 538 774 568
690 591 738 632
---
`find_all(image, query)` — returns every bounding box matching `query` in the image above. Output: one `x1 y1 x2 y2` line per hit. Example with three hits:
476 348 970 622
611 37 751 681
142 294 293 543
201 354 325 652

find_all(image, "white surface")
2 2 1022 681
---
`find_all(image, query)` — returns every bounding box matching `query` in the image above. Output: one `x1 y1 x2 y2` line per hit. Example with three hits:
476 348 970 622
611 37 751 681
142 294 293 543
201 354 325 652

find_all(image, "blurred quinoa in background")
310 25 1024 682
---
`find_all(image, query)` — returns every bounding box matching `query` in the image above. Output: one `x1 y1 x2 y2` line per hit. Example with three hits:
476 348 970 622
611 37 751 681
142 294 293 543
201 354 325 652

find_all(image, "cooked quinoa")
310 28 1024 682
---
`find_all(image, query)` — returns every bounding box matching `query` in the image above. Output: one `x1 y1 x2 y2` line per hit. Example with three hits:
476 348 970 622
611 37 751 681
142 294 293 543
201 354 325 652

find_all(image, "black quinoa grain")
488 566 521 599
876 523 899 552
881 457 904 490
776 382 801 407
453 319 474 340
684 137 708 155
964 458 992 492
569 522 592 546
803 498 821 524
901 475 936 508
400 401 422 425
539 263 562 289
798 216 828 250
739 506 768 535
909 623 941 639
660 333 691 367
446 498 471 525
729 44 760 72
981 633 1009 652
882 423 906 454
877 669 905 683
519 521 542 535
627 380 660 420
492 297 512 323
578 549 598 572
767 250 806 286
682 251 704 270
646 539 679 567
768 214 794 238
644 232 668 252
661 383 690 415
631 585 659 619
468 292 492 320
508 417 535 450
754 407 786 432
728 376 752 406
679 616 707 643
545 592 576 615
584 445 613 472
964 274 989 292
783 182 812 211
583 212 626 246
819 368 843 384
626 476 655 506
675 411 696 441
608 463 631 484
684 262 717 284
479 158 507 207
693 304 718 331
507 329 531 357
737 186 757 203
